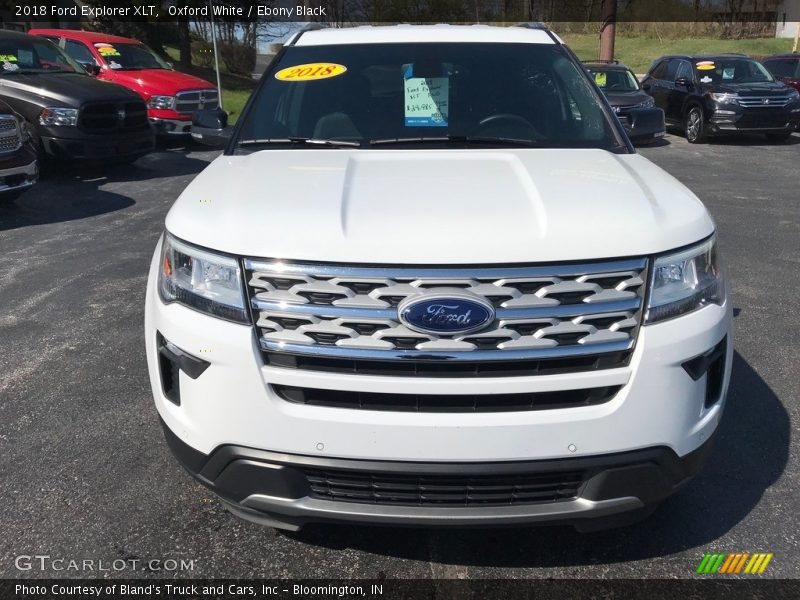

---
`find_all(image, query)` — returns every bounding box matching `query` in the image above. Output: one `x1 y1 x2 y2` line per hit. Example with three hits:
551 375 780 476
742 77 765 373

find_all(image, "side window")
675 60 693 81
650 60 668 80
764 59 793 78
64 40 97 65
664 59 680 82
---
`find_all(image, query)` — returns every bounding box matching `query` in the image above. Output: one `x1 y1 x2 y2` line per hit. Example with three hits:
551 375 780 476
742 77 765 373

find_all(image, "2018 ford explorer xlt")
145 24 732 532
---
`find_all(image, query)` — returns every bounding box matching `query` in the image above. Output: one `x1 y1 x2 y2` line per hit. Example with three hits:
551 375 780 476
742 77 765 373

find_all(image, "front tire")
685 106 707 143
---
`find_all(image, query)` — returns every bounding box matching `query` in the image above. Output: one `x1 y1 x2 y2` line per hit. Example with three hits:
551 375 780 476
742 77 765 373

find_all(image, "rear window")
235 42 624 151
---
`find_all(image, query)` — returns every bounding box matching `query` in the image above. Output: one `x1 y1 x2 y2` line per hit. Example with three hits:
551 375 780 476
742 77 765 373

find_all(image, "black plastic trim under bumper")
160 418 716 529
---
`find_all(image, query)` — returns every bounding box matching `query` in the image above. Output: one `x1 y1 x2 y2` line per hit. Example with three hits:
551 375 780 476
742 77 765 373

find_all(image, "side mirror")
626 107 666 145
80 62 102 76
674 77 692 88
191 108 232 146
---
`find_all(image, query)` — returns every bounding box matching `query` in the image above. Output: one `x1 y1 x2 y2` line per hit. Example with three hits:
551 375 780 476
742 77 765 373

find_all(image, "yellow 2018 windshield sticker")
95 43 121 57
274 63 347 81
696 61 715 70
0 54 18 62
594 72 607 87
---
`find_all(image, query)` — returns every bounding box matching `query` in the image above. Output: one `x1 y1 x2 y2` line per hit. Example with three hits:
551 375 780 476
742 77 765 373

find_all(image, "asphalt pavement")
1 132 798 579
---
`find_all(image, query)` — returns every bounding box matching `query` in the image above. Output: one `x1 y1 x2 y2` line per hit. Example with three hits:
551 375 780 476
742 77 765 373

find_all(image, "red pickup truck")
29 29 219 137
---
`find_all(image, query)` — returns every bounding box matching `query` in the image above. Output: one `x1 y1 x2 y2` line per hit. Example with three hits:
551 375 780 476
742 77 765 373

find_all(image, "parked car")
31 29 219 137
761 53 800 93
146 24 731 533
0 30 154 162
584 60 665 144
641 53 800 143
0 99 37 202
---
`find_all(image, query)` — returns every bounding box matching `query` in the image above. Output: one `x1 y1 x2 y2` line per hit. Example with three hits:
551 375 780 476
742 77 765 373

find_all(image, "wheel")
765 132 792 143
684 106 707 143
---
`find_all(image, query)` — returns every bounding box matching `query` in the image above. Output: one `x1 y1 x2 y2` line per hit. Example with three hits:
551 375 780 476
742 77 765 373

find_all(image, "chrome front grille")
174 89 219 114
245 258 648 370
737 95 794 108
0 115 21 153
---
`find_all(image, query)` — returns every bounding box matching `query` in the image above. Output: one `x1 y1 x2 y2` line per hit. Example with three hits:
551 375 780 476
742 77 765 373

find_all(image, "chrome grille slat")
0 115 21 154
246 259 648 367
736 95 793 108
260 338 635 361
174 89 220 114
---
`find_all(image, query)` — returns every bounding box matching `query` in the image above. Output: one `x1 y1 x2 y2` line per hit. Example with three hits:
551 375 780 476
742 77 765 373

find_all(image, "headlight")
159 233 249 323
148 95 175 110
787 88 800 100
637 96 656 108
38 107 79 126
710 92 739 105
645 236 724 323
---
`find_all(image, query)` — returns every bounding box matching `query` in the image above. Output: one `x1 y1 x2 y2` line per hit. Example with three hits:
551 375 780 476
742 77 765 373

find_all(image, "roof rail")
583 59 620 64
286 23 327 47
515 21 562 44
515 22 548 30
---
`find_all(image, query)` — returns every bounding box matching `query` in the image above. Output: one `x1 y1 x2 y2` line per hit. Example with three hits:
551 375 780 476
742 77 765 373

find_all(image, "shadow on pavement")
0 185 134 232
0 148 212 231
287 351 789 567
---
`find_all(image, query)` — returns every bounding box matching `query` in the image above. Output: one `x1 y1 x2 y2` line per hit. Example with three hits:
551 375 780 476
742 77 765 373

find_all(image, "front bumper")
708 103 800 134
620 107 666 142
161 417 716 530
0 144 38 195
149 117 192 136
145 240 733 528
39 126 155 161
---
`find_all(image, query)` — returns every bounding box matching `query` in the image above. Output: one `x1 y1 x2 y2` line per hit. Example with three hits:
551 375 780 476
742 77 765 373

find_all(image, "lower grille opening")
158 346 181 406
273 384 620 412
303 468 584 506
263 350 631 377
705 346 726 408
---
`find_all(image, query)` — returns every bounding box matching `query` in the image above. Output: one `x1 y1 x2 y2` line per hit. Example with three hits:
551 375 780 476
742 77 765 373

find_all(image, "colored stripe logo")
697 552 773 574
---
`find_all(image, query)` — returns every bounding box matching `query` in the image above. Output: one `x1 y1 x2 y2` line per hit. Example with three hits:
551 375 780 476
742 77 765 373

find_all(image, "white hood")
165 148 714 264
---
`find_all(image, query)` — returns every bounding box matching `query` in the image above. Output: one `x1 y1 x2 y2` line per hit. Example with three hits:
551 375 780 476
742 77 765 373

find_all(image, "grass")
164 46 256 123
559 34 796 73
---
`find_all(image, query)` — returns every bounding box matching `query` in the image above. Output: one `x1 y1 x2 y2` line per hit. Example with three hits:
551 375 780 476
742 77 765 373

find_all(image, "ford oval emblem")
398 293 495 336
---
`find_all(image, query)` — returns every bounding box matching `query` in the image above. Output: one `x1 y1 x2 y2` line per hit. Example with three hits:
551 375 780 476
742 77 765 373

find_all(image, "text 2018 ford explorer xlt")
145 25 732 532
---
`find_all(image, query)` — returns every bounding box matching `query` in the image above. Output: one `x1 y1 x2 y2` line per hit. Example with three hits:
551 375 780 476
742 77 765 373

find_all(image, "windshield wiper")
238 137 361 148
368 135 543 148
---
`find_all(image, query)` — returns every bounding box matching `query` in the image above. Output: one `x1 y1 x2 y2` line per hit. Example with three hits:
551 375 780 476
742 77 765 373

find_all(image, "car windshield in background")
694 58 774 84
588 68 640 92
95 43 171 70
235 43 624 151
0 38 83 75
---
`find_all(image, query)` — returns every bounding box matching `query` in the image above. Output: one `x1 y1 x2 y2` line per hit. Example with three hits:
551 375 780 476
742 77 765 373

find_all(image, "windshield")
694 58 774 84
0 37 84 75
94 42 171 70
235 43 624 151
587 67 640 92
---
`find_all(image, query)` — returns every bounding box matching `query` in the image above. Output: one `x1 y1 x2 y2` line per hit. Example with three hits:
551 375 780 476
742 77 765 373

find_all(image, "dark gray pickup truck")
0 30 154 163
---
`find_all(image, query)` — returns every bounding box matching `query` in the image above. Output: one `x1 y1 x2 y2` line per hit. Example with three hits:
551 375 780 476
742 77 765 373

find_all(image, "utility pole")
599 0 617 62
209 0 223 110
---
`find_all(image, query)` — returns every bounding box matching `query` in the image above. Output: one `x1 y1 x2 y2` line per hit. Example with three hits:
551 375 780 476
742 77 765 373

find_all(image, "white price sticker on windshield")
404 65 449 127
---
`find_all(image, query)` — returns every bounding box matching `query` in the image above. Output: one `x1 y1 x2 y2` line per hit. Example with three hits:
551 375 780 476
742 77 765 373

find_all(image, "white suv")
145 24 732 531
